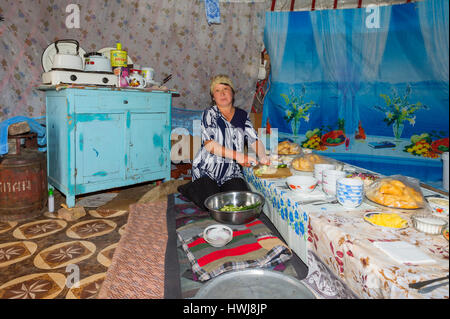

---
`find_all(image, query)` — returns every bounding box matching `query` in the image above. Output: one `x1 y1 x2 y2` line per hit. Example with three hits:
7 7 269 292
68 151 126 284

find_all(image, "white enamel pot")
52 39 84 71
84 52 112 73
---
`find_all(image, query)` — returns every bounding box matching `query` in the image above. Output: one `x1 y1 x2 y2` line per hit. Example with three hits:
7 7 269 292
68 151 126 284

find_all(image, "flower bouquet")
373 85 429 141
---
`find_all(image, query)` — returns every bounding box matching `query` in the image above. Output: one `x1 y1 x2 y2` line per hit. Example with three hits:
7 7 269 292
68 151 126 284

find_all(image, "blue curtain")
262 0 449 185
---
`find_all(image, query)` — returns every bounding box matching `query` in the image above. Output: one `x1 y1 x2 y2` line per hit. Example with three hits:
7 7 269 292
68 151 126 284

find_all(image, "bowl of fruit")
321 130 346 147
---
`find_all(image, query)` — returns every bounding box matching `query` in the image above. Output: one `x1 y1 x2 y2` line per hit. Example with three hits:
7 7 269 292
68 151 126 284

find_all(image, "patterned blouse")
192 105 259 186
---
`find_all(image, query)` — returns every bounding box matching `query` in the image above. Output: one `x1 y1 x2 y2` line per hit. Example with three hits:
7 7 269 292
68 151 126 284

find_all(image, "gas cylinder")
0 133 47 222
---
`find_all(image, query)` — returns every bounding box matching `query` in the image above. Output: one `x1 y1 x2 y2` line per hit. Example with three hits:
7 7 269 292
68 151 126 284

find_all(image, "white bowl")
203 224 233 247
411 214 448 235
313 164 336 183
427 197 449 216
286 176 318 193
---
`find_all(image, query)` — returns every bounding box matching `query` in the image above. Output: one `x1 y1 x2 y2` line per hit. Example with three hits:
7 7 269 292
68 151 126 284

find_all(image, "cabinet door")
128 112 169 178
75 113 126 185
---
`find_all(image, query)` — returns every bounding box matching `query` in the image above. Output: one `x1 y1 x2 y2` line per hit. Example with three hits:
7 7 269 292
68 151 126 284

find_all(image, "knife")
408 275 449 290
418 281 449 294
161 74 172 86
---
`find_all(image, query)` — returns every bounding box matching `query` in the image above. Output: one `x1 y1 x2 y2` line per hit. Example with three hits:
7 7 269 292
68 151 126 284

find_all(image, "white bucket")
443 152 449 191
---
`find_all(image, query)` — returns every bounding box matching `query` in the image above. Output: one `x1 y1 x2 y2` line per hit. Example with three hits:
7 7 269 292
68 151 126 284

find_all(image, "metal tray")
193 269 316 299
363 212 409 230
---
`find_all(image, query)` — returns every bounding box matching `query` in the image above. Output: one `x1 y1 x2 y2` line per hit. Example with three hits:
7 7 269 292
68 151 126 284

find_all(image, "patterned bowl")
336 178 364 208
286 176 318 194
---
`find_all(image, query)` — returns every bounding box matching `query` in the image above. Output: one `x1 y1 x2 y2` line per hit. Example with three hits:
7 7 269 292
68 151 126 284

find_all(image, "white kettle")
52 39 84 71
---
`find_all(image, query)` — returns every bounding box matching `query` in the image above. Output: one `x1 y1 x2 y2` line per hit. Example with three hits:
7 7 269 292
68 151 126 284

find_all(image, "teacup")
336 178 364 208
322 169 347 195
314 164 335 185
141 67 154 82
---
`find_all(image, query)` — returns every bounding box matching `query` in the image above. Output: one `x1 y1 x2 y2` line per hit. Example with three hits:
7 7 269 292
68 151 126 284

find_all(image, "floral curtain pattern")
0 0 265 121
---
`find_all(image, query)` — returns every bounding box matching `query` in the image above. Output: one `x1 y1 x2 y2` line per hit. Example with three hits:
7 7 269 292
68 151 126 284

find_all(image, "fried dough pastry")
367 179 423 209
292 154 324 172
278 141 301 155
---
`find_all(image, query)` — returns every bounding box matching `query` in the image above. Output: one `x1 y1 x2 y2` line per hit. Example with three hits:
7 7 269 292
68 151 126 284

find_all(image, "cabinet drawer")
101 92 169 113
74 91 170 113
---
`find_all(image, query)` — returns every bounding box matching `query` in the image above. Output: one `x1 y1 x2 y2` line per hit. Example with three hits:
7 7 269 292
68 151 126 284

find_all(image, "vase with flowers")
373 85 429 141
282 86 318 136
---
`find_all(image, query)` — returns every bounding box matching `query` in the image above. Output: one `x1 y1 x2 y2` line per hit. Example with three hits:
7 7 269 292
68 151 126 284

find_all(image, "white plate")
363 212 409 230
41 41 86 72
98 47 134 65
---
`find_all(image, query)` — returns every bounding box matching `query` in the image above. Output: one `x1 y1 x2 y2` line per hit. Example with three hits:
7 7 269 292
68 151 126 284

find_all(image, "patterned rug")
0 191 129 299
98 200 169 299
1 188 315 299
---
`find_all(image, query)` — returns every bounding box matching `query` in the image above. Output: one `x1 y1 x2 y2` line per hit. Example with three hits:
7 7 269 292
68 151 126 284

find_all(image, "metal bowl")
204 191 264 225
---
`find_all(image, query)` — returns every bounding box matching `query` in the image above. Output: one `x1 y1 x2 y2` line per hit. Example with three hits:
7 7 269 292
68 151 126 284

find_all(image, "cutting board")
253 165 293 179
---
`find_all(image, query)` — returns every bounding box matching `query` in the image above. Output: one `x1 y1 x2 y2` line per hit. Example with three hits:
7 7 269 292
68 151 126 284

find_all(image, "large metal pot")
204 191 264 225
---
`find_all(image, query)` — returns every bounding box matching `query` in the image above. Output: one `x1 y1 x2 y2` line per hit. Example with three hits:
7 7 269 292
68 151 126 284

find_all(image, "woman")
178 74 270 210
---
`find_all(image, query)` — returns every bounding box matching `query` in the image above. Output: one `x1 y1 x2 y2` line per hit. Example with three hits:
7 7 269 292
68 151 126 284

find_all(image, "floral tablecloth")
243 165 449 299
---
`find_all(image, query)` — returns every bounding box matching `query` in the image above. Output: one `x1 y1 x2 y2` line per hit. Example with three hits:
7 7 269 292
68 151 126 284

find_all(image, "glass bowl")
411 214 448 235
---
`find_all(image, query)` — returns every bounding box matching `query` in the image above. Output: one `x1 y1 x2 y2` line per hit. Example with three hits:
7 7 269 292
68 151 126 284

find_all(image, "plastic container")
48 188 54 213
110 43 127 68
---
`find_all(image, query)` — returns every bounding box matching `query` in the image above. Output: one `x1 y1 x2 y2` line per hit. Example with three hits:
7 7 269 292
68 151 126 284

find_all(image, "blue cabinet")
42 87 173 207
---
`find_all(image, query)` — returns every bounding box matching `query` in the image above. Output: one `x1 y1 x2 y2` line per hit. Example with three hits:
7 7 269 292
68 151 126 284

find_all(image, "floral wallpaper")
0 0 266 122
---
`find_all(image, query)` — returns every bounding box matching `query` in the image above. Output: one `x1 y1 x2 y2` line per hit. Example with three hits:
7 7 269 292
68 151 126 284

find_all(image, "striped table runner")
177 218 292 282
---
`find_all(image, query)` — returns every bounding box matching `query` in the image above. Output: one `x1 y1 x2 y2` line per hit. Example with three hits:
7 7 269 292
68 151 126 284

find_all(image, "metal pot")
84 52 112 73
52 39 84 71
204 191 264 225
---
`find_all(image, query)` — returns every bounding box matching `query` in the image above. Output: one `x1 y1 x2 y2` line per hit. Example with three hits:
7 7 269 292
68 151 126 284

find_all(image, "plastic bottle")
48 188 55 213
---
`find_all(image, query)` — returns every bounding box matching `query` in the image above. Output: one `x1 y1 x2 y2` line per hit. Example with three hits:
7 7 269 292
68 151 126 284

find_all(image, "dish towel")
0 116 47 155
177 217 292 281
205 0 221 25
373 241 436 264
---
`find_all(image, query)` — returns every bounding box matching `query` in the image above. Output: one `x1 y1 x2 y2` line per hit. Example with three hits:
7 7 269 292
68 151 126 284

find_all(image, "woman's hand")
236 153 258 167
258 156 271 166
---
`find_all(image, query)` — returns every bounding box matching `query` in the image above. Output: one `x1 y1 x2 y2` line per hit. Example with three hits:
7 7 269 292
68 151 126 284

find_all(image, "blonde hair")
210 74 235 95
